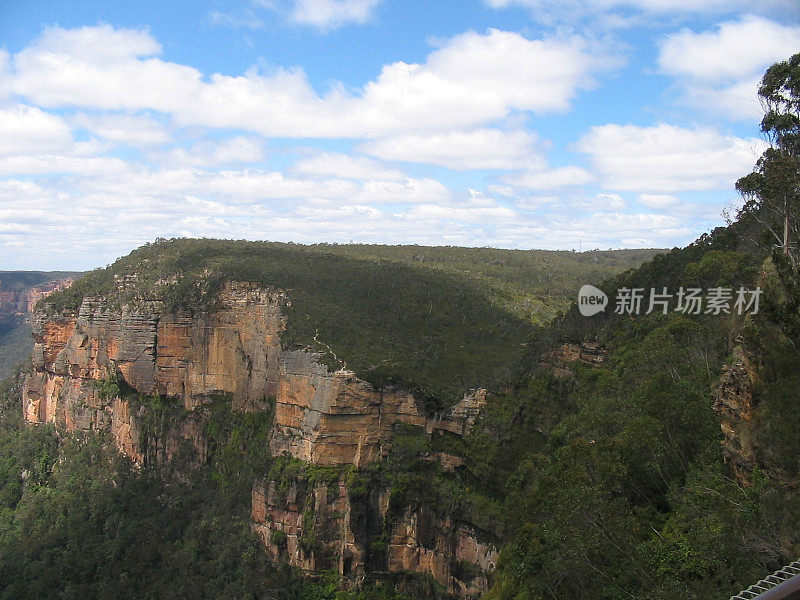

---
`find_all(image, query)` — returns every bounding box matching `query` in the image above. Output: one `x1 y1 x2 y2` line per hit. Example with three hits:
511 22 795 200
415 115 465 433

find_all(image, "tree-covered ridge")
314 244 662 324
0 271 80 292
449 227 800 599
41 240 659 408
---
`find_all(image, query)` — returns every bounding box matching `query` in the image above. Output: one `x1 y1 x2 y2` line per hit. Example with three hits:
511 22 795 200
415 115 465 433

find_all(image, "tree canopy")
737 52 800 265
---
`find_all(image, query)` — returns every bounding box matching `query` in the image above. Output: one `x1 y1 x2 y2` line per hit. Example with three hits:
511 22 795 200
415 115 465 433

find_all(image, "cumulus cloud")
658 16 800 120
6 25 609 137
0 22 752 267
0 155 716 268
12 25 203 111
503 166 595 190
361 129 543 171
0 105 73 156
0 155 131 177
577 123 766 192
72 113 172 147
291 152 405 181
154 137 265 167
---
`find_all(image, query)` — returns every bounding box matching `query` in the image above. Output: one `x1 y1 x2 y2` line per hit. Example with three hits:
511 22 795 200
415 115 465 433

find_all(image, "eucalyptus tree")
737 53 800 266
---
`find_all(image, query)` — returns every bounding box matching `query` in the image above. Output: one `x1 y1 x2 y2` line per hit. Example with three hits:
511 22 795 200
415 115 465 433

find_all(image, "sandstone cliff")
252 475 498 598
713 343 757 479
22 281 494 598
0 277 75 318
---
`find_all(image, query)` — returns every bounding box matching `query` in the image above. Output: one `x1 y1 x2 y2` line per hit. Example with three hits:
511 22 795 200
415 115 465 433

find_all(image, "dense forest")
0 54 798 599
40 243 657 409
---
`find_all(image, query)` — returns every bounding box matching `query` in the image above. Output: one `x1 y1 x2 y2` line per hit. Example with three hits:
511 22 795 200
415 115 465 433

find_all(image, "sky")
1 0 799 270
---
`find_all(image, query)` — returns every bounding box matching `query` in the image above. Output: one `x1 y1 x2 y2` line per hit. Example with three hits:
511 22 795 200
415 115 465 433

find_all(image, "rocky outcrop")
713 344 757 478
252 476 498 599
271 353 486 466
21 280 494 597
540 339 606 376
22 283 284 462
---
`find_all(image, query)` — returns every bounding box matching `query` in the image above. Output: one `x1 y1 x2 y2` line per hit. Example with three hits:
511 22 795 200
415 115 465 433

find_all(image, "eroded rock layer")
23 284 284 461
272 351 486 466
21 281 494 597
252 476 498 598
713 343 757 479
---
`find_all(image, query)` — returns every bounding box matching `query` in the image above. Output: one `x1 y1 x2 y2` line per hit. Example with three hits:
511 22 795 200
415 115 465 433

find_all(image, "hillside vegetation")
465 219 800 599
0 271 81 381
0 271 79 292
6 217 799 600
42 241 659 408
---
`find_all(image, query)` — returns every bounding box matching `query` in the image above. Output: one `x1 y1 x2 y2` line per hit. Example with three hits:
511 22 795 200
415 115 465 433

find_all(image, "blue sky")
0 0 799 269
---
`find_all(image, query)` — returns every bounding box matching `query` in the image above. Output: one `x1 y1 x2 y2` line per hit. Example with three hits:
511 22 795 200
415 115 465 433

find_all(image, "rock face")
22 283 284 462
540 339 607 376
21 281 494 597
252 476 498 599
0 277 75 318
713 344 757 478
272 352 486 466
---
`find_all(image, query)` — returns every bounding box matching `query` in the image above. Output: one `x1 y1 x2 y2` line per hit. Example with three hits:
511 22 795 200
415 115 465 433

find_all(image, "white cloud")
52 160 449 206
155 137 265 167
486 185 516 197
24 23 161 61
634 193 732 220
493 211 694 249
515 191 625 213
7 25 609 137
503 166 595 190
72 113 172 147
0 155 130 176
0 50 11 100
0 22 756 267
658 16 800 120
659 16 800 82
290 0 383 29
12 25 202 111
577 123 766 192
360 129 543 171
0 155 721 268
595 192 625 210
295 204 384 219
406 202 517 224
208 9 266 30
291 152 405 181
514 195 561 211
485 0 796 24
0 105 73 156
637 193 680 209
359 29 606 123
352 177 452 204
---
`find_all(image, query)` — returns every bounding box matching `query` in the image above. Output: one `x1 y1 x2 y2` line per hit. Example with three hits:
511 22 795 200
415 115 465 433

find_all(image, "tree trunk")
785 196 790 256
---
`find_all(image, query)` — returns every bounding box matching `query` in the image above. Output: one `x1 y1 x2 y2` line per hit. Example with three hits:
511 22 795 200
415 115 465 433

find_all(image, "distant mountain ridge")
0 271 81 380
40 240 662 407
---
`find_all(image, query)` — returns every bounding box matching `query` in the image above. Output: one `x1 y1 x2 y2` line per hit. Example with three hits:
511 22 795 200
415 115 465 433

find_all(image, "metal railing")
729 560 800 600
